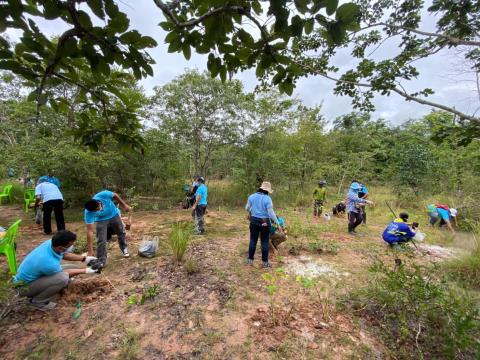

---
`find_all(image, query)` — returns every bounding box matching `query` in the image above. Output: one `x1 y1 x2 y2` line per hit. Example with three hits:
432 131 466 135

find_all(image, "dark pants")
313 200 324 217
96 215 127 264
192 205 207 233
248 217 271 262
348 211 363 233
43 199 65 234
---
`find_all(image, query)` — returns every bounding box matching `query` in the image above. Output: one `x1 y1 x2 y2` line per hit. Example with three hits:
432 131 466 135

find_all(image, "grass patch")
168 222 192 262
117 328 140 360
345 259 480 359
184 258 200 274
441 237 480 289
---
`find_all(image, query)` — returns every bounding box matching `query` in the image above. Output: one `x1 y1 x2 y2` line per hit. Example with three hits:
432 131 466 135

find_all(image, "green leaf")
237 29 254 46
252 1 262 15
290 15 304 37
167 38 182 53
108 12 129 33
104 0 119 18
219 65 226 82
136 36 157 49
78 10 93 29
326 0 338 16
304 18 314 34
87 0 105 19
8 0 23 18
335 3 359 23
279 79 294 95
43 0 63 20
182 42 191 60
159 21 175 31
255 63 265 77
120 30 142 45
59 37 78 57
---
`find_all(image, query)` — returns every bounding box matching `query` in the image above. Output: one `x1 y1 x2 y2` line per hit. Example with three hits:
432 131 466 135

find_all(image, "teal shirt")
195 184 208 206
14 239 63 283
84 190 120 224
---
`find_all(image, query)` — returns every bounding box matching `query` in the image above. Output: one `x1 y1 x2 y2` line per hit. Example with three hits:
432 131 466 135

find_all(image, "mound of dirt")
59 278 113 304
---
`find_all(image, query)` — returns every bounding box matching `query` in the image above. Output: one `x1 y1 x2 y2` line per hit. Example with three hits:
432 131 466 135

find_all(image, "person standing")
34 179 65 235
13 230 98 310
346 182 373 234
358 182 369 224
313 180 327 217
192 176 208 234
245 182 282 269
84 190 132 269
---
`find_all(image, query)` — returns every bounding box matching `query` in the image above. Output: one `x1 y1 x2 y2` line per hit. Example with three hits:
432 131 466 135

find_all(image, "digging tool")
385 201 419 250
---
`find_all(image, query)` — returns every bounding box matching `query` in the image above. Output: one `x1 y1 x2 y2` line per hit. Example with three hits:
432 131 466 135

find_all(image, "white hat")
450 208 458 217
259 181 273 194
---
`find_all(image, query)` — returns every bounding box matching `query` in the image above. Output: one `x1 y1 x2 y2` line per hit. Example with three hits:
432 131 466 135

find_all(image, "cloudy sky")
8 0 479 125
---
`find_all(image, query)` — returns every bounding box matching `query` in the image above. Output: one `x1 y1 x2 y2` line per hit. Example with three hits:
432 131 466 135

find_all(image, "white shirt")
35 182 63 203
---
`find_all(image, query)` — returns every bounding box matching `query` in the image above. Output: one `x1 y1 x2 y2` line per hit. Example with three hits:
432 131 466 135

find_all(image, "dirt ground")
0 205 467 360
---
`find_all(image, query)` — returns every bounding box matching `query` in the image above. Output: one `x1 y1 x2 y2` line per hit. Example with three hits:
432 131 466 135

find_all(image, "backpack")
435 203 450 211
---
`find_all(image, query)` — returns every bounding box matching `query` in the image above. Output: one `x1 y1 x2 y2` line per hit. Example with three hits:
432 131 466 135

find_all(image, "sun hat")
259 181 273 194
449 208 458 217
350 182 361 191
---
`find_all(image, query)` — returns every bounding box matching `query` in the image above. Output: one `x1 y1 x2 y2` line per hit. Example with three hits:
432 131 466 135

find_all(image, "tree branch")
365 22 480 47
292 59 480 124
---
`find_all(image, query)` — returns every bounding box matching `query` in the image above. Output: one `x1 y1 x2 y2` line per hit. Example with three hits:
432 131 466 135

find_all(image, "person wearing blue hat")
346 181 373 234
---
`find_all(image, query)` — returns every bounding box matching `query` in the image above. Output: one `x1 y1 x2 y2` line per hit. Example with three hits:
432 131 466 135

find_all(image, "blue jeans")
248 217 271 262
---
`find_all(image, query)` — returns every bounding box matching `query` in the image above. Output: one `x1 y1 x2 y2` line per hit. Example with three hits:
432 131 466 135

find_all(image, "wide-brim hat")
260 181 273 194
450 208 458 217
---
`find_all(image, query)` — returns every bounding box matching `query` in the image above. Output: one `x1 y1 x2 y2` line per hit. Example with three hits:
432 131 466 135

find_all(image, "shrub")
345 260 480 359
168 222 192 262
184 259 200 274
441 238 480 289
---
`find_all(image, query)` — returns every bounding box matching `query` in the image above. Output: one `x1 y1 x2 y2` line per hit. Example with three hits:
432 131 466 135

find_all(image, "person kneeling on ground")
13 230 98 310
332 201 346 217
269 216 287 253
245 181 283 269
192 176 208 234
84 190 132 270
382 212 418 246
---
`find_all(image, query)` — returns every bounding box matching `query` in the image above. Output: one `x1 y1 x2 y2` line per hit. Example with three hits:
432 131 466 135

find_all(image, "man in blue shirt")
84 190 132 269
14 230 99 310
358 182 369 224
192 176 208 234
427 204 457 233
245 181 283 268
346 182 373 234
34 179 65 235
382 212 417 245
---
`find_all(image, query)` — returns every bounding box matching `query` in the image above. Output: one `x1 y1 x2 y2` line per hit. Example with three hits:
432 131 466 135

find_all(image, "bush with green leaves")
345 260 480 359
168 222 192 263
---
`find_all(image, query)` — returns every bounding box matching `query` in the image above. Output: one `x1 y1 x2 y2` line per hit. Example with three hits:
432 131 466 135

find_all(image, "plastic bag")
323 213 331 221
138 236 159 258
413 231 425 242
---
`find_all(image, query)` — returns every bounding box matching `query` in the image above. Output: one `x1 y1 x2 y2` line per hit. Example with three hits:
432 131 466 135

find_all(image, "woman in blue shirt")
245 182 282 269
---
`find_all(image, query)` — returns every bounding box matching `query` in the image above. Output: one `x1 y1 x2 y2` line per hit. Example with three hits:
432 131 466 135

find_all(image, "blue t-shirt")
84 190 120 224
38 176 60 187
436 208 450 221
35 182 63 202
14 239 63 283
382 220 416 244
195 184 208 206
246 192 274 219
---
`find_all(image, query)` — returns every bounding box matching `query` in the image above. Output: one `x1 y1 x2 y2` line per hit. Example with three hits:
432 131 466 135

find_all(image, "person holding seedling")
245 181 283 268
84 190 132 270
13 230 99 310
313 180 327 217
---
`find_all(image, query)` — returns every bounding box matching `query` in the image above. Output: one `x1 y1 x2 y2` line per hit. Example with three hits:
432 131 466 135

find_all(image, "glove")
85 267 100 274
412 222 419 229
83 256 97 265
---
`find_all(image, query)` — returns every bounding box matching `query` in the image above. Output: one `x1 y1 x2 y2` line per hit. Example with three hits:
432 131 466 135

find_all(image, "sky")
7 0 479 125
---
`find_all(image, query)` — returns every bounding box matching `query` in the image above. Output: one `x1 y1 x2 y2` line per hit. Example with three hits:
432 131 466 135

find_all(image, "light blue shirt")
38 175 60 187
195 184 208 206
14 239 63 283
35 182 63 202
84 190 120 224
246 192 279 224
437 208 450 221
346 190 366 213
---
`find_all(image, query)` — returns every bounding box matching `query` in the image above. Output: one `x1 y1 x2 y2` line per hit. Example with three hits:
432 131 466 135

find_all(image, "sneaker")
246 259 254 266
29 300 57 310
262 262 272 269
121 247 130 258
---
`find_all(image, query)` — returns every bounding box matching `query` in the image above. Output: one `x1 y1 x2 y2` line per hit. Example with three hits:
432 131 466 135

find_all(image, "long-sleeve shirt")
382 219 416 244
346 190 367 213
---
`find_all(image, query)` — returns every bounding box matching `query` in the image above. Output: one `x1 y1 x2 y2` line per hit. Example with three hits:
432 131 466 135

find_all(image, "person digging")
13 230 99 310
191 176 208 235
382 212 418 246
84 190 132 270
269 216 287 253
